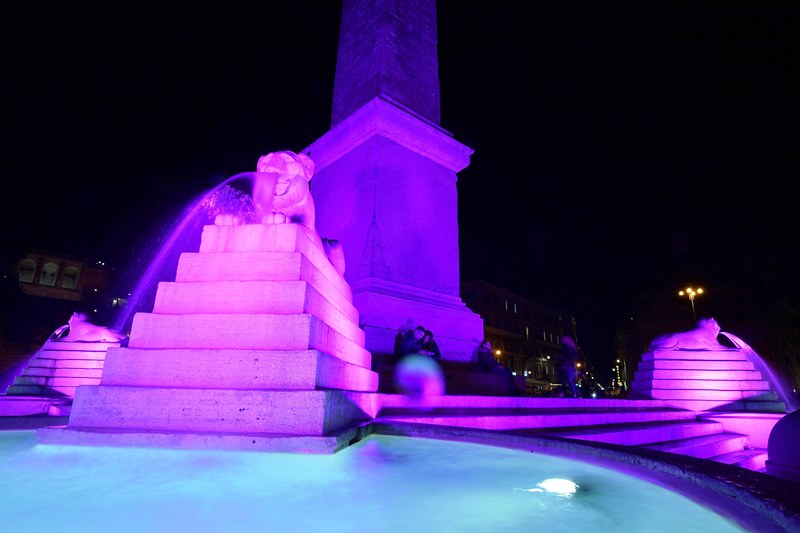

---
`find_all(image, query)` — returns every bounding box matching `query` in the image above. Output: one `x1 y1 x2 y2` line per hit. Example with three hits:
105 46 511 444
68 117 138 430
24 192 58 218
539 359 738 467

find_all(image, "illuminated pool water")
0 431 745 532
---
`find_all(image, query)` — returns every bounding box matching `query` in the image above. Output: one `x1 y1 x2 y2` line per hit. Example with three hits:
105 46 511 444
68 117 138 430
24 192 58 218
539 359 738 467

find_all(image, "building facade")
461 280 565 395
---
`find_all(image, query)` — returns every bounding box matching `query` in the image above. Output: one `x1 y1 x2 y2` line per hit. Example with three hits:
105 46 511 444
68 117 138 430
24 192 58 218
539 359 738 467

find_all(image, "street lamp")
678 286 703 321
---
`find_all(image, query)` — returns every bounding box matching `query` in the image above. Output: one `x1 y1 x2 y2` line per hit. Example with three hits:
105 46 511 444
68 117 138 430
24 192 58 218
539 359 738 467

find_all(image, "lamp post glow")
678 287 703 321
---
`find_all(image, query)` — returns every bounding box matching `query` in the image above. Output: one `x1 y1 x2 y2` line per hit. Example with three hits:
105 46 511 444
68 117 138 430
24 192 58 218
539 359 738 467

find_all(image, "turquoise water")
0 431 743 532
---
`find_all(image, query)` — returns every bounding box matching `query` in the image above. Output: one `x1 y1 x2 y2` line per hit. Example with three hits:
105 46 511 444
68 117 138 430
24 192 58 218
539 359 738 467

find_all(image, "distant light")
495 350 501 355
94 288 98 292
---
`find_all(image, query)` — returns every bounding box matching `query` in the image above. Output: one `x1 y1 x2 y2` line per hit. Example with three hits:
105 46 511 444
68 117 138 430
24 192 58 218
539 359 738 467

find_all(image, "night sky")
3 2 798 371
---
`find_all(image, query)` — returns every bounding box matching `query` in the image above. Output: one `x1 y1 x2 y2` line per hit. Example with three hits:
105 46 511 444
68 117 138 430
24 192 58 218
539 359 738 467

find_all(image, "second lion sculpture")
648 317 730 351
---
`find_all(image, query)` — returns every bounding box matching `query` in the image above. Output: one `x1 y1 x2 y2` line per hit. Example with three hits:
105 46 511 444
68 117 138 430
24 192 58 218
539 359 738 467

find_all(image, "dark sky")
3 2 798 369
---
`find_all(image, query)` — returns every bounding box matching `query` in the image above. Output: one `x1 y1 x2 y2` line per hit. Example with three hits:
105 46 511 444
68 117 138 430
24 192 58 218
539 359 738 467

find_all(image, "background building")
461 280 565 395
0 250 116 376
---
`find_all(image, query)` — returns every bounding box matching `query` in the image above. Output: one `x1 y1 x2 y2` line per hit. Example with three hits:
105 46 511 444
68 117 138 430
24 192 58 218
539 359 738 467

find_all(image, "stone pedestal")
38 224 378 453
307 97 484 366
630 348 786 412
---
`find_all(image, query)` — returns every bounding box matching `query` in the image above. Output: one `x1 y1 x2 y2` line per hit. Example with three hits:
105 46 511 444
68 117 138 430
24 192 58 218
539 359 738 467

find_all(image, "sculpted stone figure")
648 317 729 351
254 151 317 228
215 150 345 276
60 312 127 343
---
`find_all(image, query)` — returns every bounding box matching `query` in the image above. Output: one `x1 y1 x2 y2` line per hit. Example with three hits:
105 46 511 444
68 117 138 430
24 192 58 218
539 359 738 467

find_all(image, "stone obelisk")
305 0 483 370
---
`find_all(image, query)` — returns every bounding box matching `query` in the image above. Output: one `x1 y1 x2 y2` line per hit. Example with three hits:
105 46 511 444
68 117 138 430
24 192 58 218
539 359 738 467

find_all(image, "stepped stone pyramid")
1 322 122 416
5 333 116 400
38 222 379 453
630 347 785 412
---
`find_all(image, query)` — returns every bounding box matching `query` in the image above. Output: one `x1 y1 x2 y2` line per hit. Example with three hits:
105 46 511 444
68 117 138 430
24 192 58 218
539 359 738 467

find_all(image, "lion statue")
215 150 345 276
254 150 317 228
648 317 730 351
60 312 127 343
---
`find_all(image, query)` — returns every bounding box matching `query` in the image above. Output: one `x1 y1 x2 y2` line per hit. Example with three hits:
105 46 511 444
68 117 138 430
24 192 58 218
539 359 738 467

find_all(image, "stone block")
197 224 352 302
100 347 377 392
128 313 370 368
153 280 363 344
66 386 371 436
175 252 357 323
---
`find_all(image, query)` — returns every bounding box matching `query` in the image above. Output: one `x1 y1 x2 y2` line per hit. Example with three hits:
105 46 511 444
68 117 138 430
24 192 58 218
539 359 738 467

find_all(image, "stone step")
28 358 106 369
374 395 677 410
541 419 725 446
643 350 748 361
637 359 754 371
128 313 370 368
635 369 764 381
638 389 779 401
20 367 104 379
0 395 55 416
11 375 101 386
100 347 378 392
0 413 70 428
643 432 749 459
698 412 784 448
176 251 356 331
37 423 364 454
711 448 768 472
5 384 77 397
375 407 698 431
38 340 121 352
26 349 109 361
153 280 363 344
631 378 770 391
641 398 788 413
192 223 353 303
65 386 371 436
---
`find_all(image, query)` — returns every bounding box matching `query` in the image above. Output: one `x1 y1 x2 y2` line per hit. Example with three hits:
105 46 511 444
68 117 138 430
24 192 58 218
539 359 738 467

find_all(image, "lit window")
504 299 508 311
513 302 517 314
525 325 530 340
61 266 80 290
39 262 58 287
18 260 36 283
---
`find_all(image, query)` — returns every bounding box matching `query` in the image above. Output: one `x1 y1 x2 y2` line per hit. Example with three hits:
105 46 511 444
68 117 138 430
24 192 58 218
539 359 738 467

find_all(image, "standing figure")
557 335 581 398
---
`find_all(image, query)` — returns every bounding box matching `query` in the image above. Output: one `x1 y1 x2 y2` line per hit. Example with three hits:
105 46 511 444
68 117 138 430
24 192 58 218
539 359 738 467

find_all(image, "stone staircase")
629 348 786 413
5 336 113 398
374 396 769 472
37 223 379 453
1 328 121 417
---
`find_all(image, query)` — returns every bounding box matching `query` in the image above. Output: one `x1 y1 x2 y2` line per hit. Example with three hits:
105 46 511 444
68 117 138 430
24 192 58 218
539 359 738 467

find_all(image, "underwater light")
517 478 579 496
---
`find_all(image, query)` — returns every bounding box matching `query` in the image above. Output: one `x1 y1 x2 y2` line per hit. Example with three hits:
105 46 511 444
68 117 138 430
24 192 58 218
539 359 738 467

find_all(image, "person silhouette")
477 339 520 396
557 335 581 398
419 329 442 362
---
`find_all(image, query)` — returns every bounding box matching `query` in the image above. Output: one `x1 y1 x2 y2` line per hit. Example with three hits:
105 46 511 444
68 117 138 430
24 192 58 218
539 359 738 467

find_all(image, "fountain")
10 156 794 529
36 151 378 453
3 1 799 528
1 431 769 532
